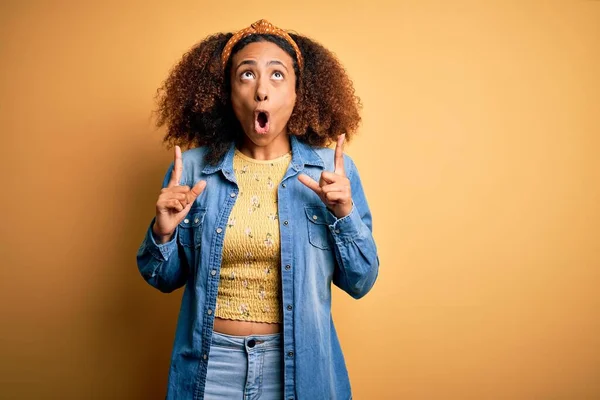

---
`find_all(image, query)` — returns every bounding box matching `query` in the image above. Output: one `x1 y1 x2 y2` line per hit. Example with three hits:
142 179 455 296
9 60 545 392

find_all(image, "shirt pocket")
177 207 207 248
304 205 335 250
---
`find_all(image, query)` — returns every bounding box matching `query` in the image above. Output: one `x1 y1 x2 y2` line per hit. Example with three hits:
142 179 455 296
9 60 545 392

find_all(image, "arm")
136 162 189 293
329 158 380 299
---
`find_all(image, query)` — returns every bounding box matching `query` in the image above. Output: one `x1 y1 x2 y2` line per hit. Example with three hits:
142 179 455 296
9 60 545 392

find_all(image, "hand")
298 134 353 218
153 145 206 242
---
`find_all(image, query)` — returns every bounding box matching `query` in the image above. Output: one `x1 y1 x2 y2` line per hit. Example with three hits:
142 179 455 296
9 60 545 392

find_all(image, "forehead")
232 41 294 66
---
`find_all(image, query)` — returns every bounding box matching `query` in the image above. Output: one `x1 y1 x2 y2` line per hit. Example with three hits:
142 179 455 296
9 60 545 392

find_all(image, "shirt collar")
202 134 325 175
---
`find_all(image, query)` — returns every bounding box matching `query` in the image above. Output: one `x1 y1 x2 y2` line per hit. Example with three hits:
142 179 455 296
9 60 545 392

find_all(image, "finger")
298 174 322 194
167 199 184 212
321 183 347 194
161 192 188 202
186 180 207 203
321 171 344 184
162 185 191 193
334 134 346 176
325 191 348 203
163 196 187 209
168 145 183 187
159 190 182 203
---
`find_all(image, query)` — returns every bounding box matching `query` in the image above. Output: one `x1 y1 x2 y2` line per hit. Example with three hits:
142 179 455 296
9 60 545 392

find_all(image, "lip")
254 109 270 119
254 109 270 134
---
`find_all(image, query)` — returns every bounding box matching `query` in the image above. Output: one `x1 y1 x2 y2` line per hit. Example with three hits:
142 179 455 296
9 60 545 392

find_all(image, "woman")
136 19 379 400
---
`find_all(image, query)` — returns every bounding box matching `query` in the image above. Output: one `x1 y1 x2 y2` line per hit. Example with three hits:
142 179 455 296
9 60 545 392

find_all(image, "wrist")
152 222 174 244
330 201 353 219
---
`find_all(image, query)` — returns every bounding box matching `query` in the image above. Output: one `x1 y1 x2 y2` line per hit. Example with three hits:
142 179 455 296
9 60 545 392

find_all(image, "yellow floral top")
215 148 292 323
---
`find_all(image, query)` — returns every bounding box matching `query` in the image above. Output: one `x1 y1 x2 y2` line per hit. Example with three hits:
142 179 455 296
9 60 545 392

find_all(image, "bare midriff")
213 317 282 335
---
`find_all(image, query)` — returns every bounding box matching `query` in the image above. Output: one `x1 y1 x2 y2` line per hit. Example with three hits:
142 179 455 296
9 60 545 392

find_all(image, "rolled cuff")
327 203 364 242
144 217 179 261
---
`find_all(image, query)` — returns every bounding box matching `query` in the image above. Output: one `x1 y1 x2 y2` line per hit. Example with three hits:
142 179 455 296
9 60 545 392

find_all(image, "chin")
251 134 278 147
248 125 280 139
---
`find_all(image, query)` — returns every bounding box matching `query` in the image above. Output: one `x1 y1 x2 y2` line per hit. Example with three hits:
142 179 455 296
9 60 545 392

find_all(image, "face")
230 41 297 152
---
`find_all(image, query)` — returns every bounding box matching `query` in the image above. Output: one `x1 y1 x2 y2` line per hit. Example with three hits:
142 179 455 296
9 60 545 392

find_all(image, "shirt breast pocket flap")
178 208 207 248
304 205 335 250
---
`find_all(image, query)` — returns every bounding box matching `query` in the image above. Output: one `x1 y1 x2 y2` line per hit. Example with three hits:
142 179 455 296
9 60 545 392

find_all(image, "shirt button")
281 183 287 188
230 192 236 197
335 229 340 234
203 354 208 360
210 269 217 276
184 218 189 224
216 227 223 234
207 309 213 315
287 305 293 311
287 351 294 358
283 220 289 226
312 215 318 220
285 265 291 270
194 218 199 223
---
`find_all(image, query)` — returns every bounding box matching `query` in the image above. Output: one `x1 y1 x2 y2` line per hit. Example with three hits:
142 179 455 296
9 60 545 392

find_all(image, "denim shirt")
136 135 379 400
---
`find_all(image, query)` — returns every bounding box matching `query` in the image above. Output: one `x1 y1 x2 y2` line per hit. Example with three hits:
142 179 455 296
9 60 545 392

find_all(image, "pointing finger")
334 134 346 176
168 145 183 187
298 174 322 194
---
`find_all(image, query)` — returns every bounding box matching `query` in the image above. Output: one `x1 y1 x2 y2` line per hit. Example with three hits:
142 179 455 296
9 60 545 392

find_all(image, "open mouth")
254 111 270 134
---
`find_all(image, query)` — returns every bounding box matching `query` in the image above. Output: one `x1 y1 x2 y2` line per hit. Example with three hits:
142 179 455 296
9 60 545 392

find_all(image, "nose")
255 79 268 102
255 90 268 102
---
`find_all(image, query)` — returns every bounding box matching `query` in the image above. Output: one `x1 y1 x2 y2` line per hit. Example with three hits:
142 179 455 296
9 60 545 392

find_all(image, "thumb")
186 180 207 203
297 174 321 194
182 181 206 214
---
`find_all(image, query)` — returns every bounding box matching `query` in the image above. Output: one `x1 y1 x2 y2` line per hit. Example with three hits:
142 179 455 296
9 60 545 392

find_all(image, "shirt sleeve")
327 156 380 299
135 161 189 293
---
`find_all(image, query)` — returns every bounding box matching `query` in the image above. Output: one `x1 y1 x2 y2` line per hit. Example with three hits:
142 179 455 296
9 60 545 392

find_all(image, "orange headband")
221 19 304 71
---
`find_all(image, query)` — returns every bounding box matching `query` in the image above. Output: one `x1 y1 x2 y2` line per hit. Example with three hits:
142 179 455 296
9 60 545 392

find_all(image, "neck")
237 133 291 160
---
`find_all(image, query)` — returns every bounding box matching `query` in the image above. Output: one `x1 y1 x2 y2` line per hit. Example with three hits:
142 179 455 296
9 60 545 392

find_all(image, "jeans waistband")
211 330 282 350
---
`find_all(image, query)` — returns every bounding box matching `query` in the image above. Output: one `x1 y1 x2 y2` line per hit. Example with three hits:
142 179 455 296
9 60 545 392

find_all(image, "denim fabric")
204 331 283 400
136 135 379 399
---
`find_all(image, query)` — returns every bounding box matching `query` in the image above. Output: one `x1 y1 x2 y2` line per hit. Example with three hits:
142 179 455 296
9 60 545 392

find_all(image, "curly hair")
152 29 362 165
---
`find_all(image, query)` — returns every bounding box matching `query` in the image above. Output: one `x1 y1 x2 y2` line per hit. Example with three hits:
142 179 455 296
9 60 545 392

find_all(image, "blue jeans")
204 331 284 400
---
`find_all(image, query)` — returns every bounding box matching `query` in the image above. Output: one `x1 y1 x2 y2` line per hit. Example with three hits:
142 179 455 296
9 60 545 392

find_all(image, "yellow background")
1 1 599 399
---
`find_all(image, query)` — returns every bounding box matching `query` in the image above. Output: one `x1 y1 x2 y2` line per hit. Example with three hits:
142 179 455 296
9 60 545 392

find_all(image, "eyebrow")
236 59 289 72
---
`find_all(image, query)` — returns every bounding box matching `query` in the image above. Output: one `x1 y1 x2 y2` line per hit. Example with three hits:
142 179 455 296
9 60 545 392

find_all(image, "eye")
241 71 255 80
272 71 284 80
